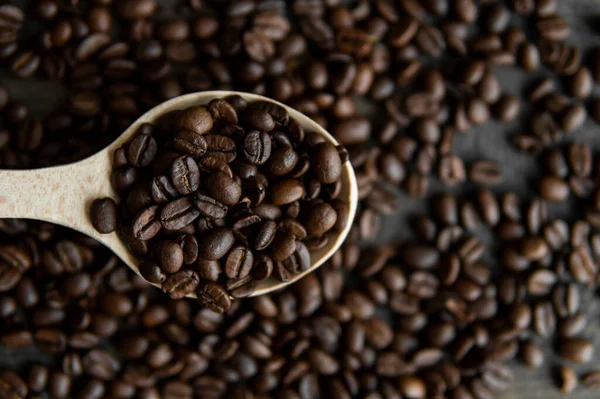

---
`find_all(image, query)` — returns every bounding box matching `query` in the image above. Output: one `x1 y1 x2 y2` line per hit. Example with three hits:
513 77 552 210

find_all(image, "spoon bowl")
0 91 358 298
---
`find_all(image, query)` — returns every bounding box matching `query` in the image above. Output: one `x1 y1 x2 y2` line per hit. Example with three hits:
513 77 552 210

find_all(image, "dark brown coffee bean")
559 312 587 338
243 130 272 165
310 142 343 184
469 160 501 186
404 171 429 199
132 205 162 240
198 228 235 261
34 329 67 353
193 193 227 219
174 130 207 157
537 15 570 41
560 103 586 132
527 269 556 296
194 259 220 282
11 51 40 78
154 241 184 274
151 175 178 204
47 371 71 398
138 261 166 284
127 133 157 167
534 301 556 337
160 197 200 231
225 246 253 279
477 189 500 226
332 117 371 145
538 175 569 202
398 376 426 399
163 270 199 300
569 67 592 99
439 155 466 186
206 172 242 206
267 230 296 262
415 25 445 57
90 197 118 234
177 106 213 135
401 242 439 270
568 143 591 177
270 179 304 206
559 338 594 363
568 246 597 284
268 146 299 176
170 155 200 195
197 281 231 313
581 371 600 388
558 366 577 393
303 202 337 236
252 220 277 251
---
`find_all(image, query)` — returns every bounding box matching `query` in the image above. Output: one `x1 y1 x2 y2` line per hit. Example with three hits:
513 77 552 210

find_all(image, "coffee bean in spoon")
91 95 349 310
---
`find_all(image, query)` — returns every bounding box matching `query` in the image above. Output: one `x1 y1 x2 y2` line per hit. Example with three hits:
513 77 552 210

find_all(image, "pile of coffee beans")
90 95 349 311
3 0 600 397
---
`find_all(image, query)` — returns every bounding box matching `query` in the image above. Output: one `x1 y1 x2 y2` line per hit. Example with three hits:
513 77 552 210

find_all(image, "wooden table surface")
3 0 600 398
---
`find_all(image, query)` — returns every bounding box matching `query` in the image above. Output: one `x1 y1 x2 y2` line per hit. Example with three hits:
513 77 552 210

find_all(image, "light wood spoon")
0 91 358 298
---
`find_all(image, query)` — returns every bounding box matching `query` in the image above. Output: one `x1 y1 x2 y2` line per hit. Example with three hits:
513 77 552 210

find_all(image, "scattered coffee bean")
5 2 600 398
559 337 594 363
469 160 501 186
559 366 578 393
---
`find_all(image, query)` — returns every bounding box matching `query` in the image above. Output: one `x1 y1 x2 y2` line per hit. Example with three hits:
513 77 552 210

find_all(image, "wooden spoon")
0 91 358 298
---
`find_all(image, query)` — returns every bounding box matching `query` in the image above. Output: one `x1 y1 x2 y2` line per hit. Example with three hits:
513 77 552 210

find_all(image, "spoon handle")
0 152 113 237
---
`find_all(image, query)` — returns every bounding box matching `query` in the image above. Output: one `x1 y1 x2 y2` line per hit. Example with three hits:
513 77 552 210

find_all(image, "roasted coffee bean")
469 160 501 186
537 15 570 41
170 155 200 195
270 179 304 205
559 338 594 363
304 202 337 236
11 51 40 78
559 313 587 338
132 206 162 240
90 198 118 234
225 246 253 279
534 301 556 337
569 67 592 99
195 259 221 282
310 142 343 183
127 133 157 167
269 230 297 262
193 193 227 219
154 241 184 274
151 175 179 204
205 172 242 206
177 106 213 135
268 146 299 176
556 98 583 129
519 340 544 368
568 246 597 284
538 175 569 202
197 281 231 313
163 270 199 300
174 130 207 157
252 220 277 251
111 167 137 193
559 366 578 393
160 197 200 231
243 130 272 165
198 228 235 261
139 261 166 284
